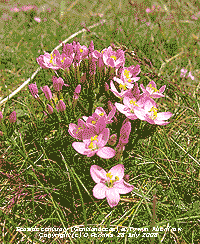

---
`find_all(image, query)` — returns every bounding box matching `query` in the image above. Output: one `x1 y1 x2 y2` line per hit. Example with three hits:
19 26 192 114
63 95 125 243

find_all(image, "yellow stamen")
106 172 113 179
80 49 83 53
99 113 104 116
92 121 96 125
88 142 94 149
76 127 82 134
91 135 98 142
110 55 117 61
106 173 120 188
149 106 158 120
124 69 130 79
148 84 159 93
130 99 138 106
119 83 127 90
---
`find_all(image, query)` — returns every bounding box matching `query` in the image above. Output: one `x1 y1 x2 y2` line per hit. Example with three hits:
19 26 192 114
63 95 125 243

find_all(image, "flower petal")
156 112 173 120
114 180 134 194
109 164 124 181
90 165 107 184
105 188 120 208
133 107 147 120
96 147 116 159
93 183 107 199
159 85 166 93
98 128 110 148
115 103 127 114
72 142 89 155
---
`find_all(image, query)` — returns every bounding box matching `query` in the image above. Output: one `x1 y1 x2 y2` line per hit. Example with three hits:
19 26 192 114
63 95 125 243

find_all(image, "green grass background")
0 0 200 243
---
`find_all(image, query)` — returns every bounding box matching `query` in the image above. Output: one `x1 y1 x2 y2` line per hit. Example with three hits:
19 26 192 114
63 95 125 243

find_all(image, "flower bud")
9 111 17 123
108 134 117 146
80 73 87 84
75 84 81 94
28 82 39 99
52 76 64 91
40 85 52 101
47 104 54 114
57 100 66 112
104 82 109 91
0 111 3 122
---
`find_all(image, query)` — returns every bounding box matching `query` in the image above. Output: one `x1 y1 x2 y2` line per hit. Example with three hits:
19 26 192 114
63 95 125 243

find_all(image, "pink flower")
180 68 188 78
146 8 152 13
110 77 134 98
102 46 125 69
115 95 145 120
56 53 73 70
52 76 69 91
140 80 166 98
9 111 17 123
180 69 195 80
187 71 194 80
94 107 116 125
36 50 61 70
83 107 116 133
62 43 74 57
73 42 88 66
191 15 198 20
57 100 66 112
28 82 39 99
83 115 107 135
72 128 116 159
146 22 150 26
34 17 41 23
10 7 20 12
75 84 81 94
120 65 141 83
21 5 38 12
90 164 134 208
134 97 173 125
40 85 52 101
68 118 95 140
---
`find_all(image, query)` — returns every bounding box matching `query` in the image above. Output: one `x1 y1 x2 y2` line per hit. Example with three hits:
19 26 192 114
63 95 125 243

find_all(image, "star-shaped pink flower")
90 164 134 208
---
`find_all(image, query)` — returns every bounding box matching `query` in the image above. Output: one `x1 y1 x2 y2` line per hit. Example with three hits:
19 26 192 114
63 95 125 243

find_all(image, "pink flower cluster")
10 5 38 13
28 77 71 114
180 68 194 80
36 41 126 73
146 4 162 13
69 107 116 159
112 78 172 125
35 41 173 208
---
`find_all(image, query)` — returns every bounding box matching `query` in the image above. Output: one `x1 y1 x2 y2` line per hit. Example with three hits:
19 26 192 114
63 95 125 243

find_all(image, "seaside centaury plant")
34 40 173 207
